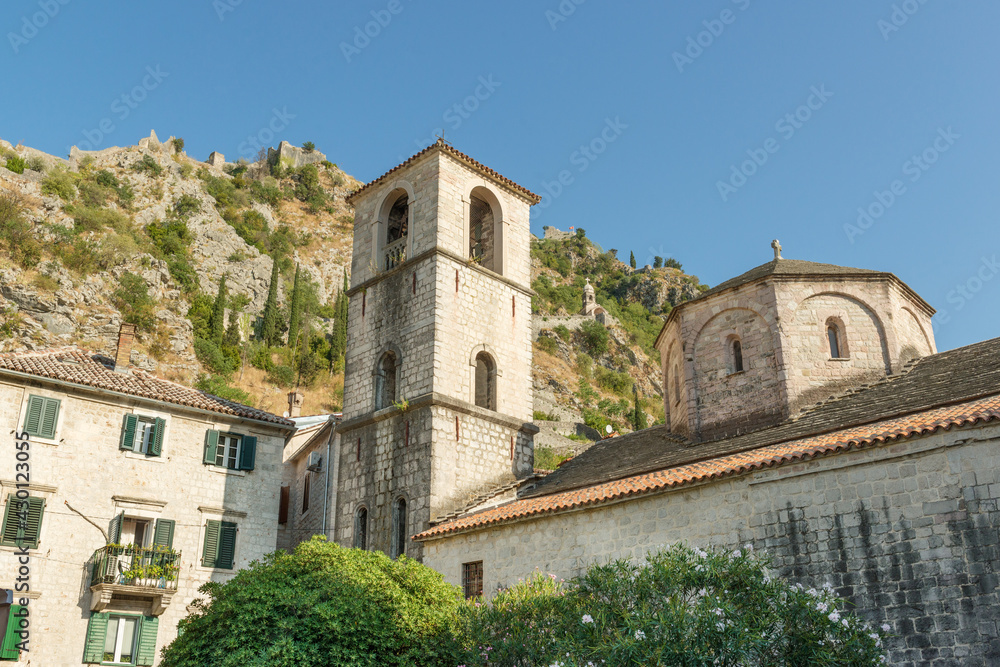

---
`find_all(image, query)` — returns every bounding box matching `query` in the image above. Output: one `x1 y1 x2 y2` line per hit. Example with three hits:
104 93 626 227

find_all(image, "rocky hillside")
0 131 358 415
529 227 708 456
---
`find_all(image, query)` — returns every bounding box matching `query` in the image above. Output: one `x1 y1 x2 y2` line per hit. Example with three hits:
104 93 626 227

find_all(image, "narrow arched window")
828 325 842 359
475 352 497 410
732 340 744 373
384 194 408 269
390 497 407 558
469 195 495 272
672 366 681 405
375 351 398 411
354 507 367 550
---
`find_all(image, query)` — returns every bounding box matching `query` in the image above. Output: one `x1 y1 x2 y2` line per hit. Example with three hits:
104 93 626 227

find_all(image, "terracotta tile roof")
524 337 1000 500
346 139 542 205
0 347 294 427
415 393 1000 540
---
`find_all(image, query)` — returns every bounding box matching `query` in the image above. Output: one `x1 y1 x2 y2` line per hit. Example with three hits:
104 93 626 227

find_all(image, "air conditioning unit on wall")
306 451 322 472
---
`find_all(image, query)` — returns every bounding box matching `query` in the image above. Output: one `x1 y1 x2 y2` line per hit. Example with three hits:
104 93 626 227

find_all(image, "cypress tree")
629 251 636 269
209 276 227 345
261 259 280 347
329 273 349 371
287 264 303 349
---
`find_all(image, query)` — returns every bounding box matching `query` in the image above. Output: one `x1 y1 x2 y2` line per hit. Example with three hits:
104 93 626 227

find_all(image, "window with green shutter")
0 495 44 549
120 415 166 457
152 519 174 549
202 520 237 569
81 613 157 665
22 395 60 439
204 430 256 471
0 605 23 661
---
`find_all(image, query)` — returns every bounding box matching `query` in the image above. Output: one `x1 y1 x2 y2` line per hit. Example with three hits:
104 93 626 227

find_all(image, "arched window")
474 352 497 411
731 339 744 373
390 497 407 558
384 194 408 269
375 351 398 411
469 195 496 272
672 365 681 405
828 324 843 359
353 506 367 550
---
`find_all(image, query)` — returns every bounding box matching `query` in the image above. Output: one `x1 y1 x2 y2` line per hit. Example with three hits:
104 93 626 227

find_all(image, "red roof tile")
414 393 1000 540
346 139 542 205
0 347 293 427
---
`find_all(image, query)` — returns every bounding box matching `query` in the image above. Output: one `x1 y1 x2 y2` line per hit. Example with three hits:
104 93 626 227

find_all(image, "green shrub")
320 160 334 170
171 137 185 153
95 170 119 189
160 537 463 667
195 374 251 404
248 178 283 207
533 446 570 471
267 364 296 387
302 141 315 152
576 352 593 379
248 342 275 371
146 218 191 257
532 410 557 421
41 167 77 201
26 156 45 173
173 194 201 218
134 155 163 177
595 366 632 396
535 336 558 355
553 324 571 342
112 272 157 332
78 181 115 207
0 190 41 269
194 337 237 375
55 237 99 275
179 163 194 179
167 255 198 292
456 543 888 666
68 205 128 233
579 319 609 357
95 232 142 270
665 257 683 270
198 169 249 210
4 155 26 174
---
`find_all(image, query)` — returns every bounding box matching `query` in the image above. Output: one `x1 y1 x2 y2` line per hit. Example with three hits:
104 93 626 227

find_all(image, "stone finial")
771 239 782 260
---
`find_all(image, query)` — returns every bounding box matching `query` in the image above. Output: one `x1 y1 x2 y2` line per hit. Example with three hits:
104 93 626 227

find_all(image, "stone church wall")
424 424 1000 666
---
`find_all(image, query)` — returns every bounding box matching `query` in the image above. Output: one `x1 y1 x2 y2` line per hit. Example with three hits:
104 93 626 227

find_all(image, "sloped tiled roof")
415 392 1000 540
346 139 542 205
0 347 294 427
521 337 1000 500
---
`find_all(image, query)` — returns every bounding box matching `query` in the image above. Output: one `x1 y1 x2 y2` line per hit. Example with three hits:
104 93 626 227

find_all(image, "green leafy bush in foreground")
160 537 462 667
456 543 889 666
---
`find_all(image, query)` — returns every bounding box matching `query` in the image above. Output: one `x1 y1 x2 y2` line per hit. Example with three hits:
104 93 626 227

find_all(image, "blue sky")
2 0 997 351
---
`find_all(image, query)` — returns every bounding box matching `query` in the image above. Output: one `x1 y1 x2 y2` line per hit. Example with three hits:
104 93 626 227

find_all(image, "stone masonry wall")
424 424 1000 666
0 377 287 666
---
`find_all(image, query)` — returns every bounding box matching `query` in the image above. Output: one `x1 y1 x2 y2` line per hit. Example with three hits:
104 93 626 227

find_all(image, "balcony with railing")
383 236 407 270
89 544 180 616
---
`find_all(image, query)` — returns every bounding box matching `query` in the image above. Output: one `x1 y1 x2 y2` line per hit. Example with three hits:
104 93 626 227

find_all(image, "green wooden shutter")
19 497 44 550
152 519 175 549
202 520 221 567
82 612 109 663
135 615 158 666
108 511 124 545
218 522 237 569
38 397 60 439
119 414 139 451
149 417 166 457
203 430 220 465
0 605 22 660
238 436 257 471
23 397 43 437
0 496 18 546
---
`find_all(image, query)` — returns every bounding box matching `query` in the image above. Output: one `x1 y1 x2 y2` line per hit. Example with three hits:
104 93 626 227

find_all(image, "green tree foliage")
665 257 683 270
302 141 315 152
261 259 281 347
112 272 156 333
134 155 163 177
173 194 201 218
209 276 227 345
41 167 78 200
4 155 26 174
195 374 251 404
328 273 349 371
295 164 327 212
171 137 185 153
287 264 303 349
579 320 609 357
0 190 40 268
629 250 636 269
160 537 463 667
456 543 888 666
654 256 663 269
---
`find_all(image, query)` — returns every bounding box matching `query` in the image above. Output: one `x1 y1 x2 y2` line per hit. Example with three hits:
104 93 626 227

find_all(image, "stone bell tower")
335 140 540 560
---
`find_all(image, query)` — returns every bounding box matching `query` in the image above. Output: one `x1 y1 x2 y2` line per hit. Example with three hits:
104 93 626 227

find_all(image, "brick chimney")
287 390 304 418
114 323 135 373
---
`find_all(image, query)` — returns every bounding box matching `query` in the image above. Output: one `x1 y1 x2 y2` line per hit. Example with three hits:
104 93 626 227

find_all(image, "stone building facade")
0 331 293 666
330 141 540 561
